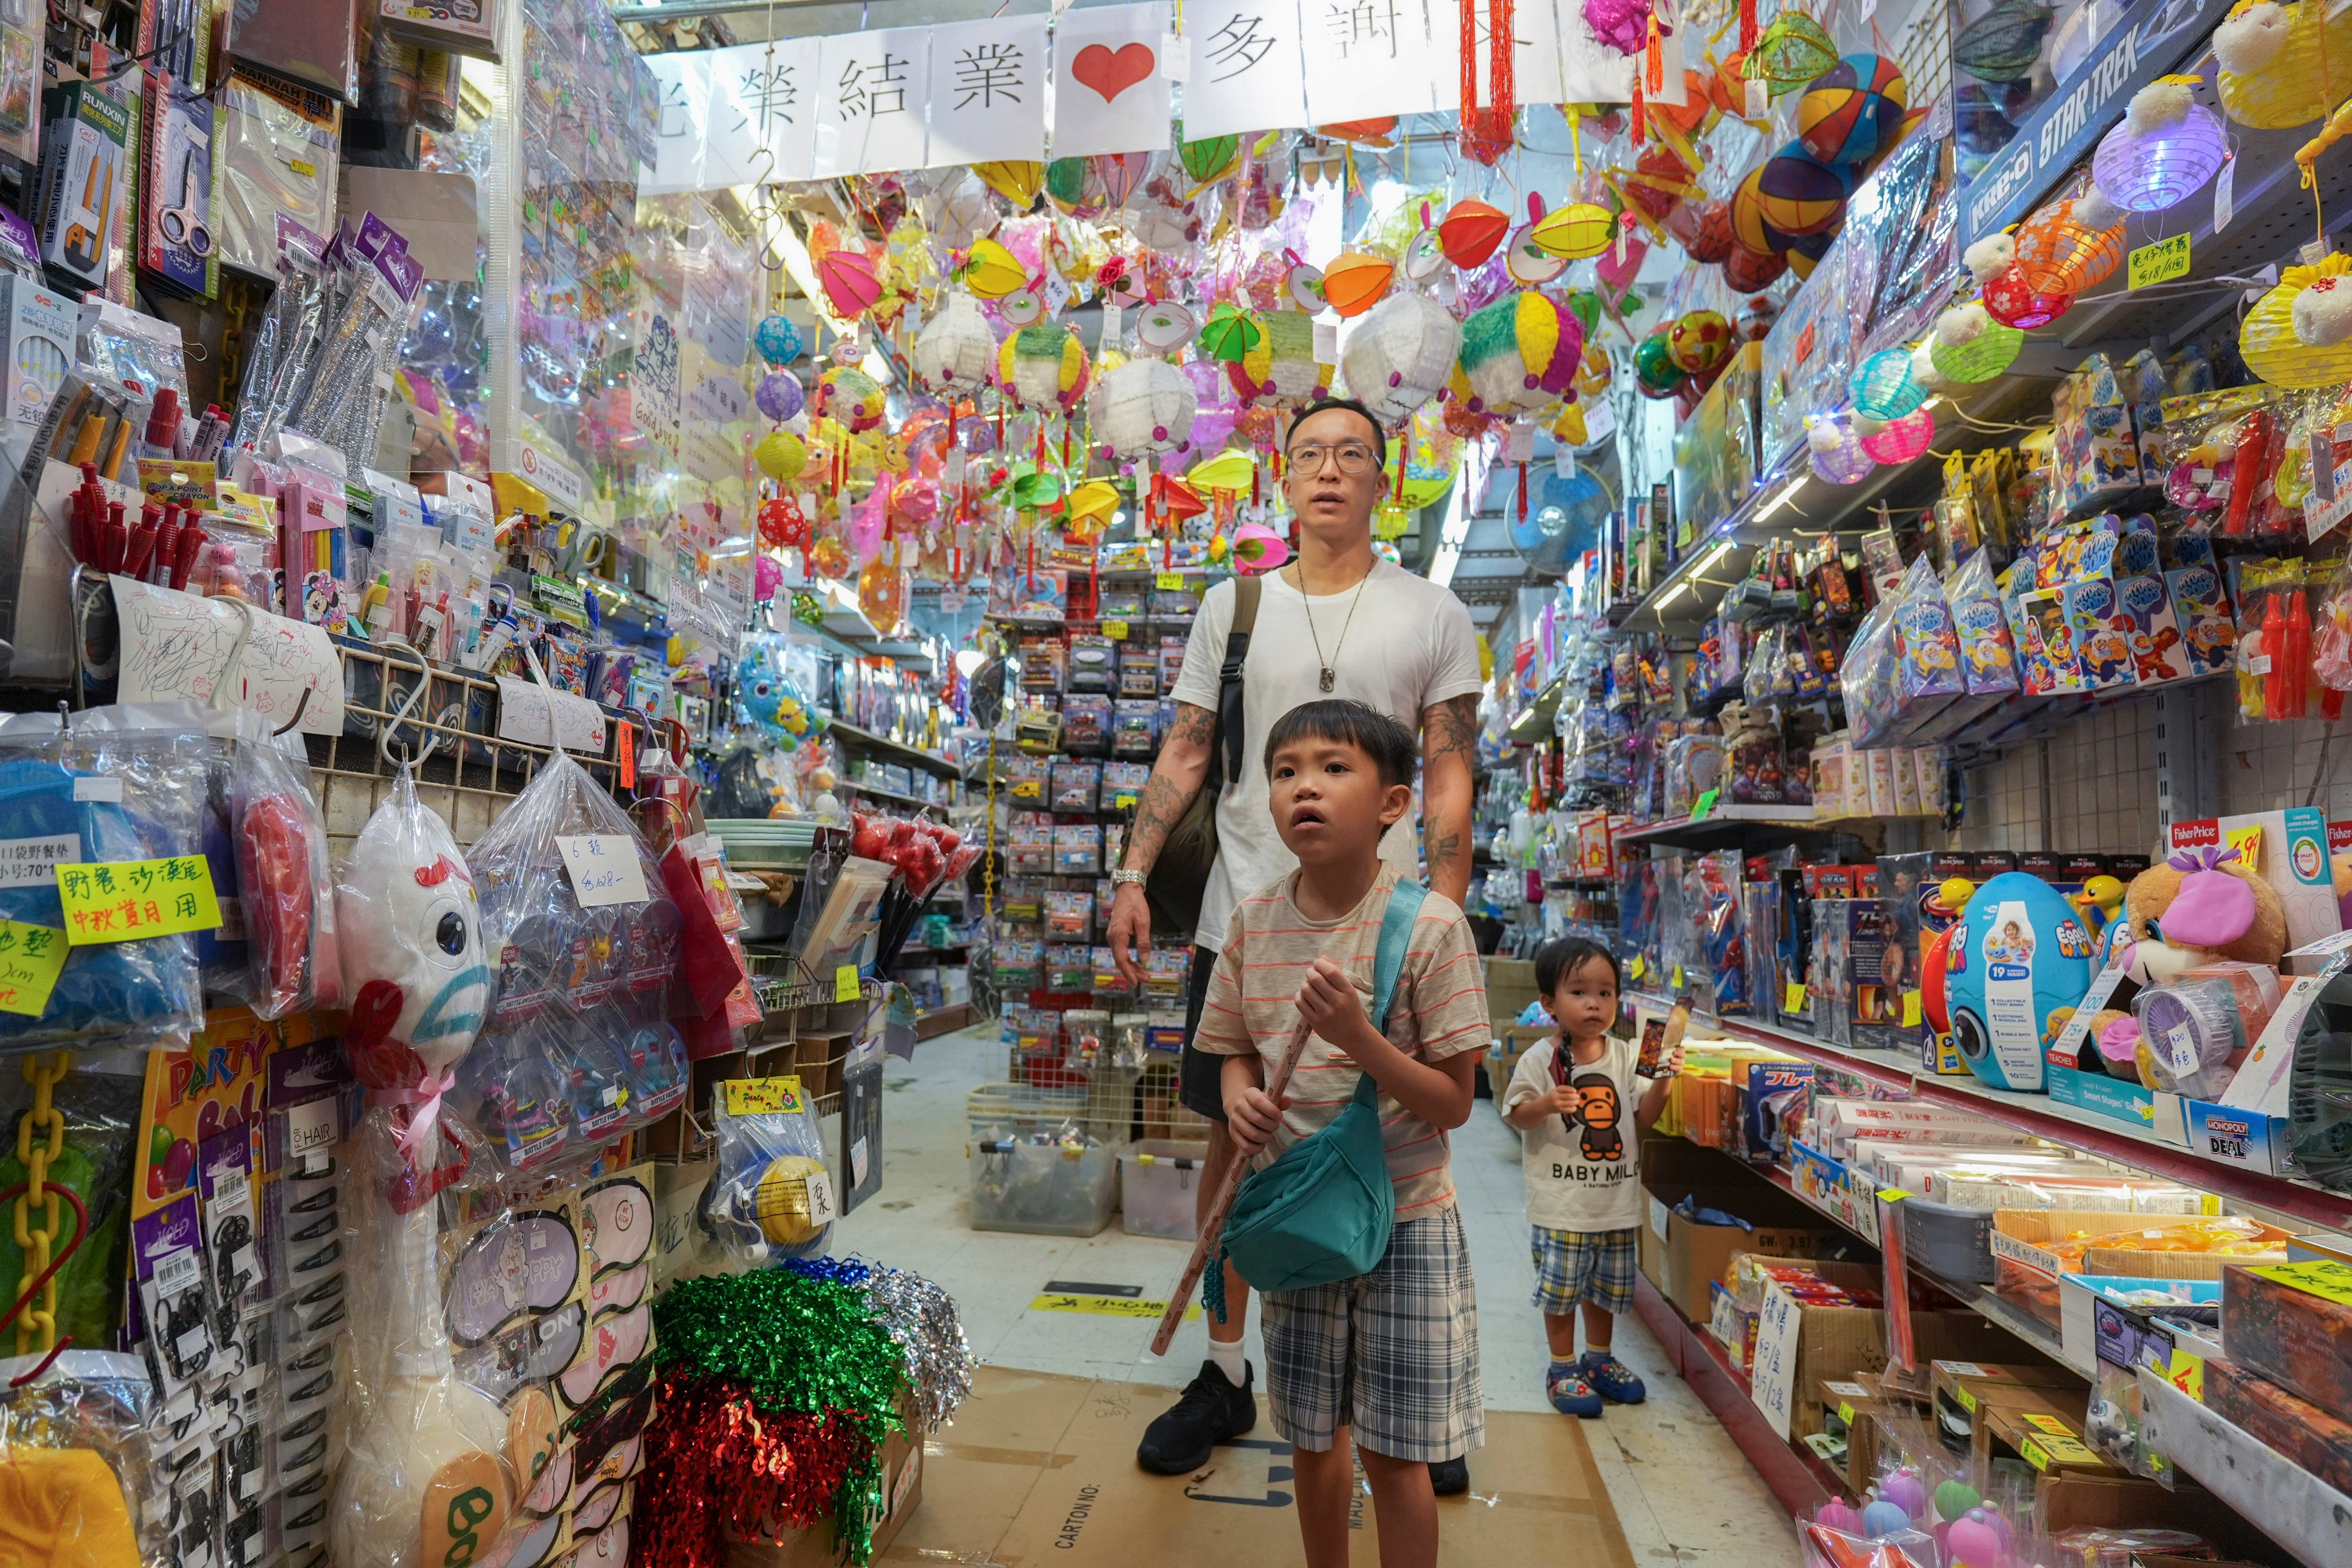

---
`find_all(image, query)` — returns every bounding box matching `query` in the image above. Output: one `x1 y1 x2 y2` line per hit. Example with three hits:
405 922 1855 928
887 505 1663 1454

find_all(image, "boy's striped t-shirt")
1192 866 1491 1218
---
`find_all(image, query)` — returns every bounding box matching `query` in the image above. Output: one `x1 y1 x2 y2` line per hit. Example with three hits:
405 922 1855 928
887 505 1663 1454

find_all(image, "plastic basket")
969 1137 1120 1235
1119 1140 1210 1239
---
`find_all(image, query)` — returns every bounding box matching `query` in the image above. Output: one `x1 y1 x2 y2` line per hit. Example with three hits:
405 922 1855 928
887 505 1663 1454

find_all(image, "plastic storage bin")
970 1137 1120 1235
1902 1198 1998 1285
1119 1140 1209 1240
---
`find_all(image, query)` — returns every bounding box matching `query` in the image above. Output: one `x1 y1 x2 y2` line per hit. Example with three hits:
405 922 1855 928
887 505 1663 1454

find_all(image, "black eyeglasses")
1287 442 1379 475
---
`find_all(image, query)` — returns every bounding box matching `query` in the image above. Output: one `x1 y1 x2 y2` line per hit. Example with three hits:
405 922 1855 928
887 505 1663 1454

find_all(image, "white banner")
815 28 934 177
926 15 1052 167
1052 3 1173 158
1181 0 1307 141
644 42 820 194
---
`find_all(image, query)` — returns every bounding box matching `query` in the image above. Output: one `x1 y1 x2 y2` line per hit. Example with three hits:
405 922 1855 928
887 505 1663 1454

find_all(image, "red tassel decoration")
1517 461 1529 521
1740 0 1758 52
1647 13 1662 94
1632 74 1646 144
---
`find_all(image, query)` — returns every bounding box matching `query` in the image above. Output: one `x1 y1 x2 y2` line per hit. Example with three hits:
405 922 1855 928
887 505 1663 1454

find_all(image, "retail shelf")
1631 1272 1844 1514
1616 805 1860 850
1964 1288 2084 1378
828 720 962 777
916 1003 974 1040
2139 1369 2352 1568
838 778 951 812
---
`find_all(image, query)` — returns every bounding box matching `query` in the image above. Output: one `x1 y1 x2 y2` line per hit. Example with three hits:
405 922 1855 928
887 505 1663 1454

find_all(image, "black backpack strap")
1210 575 1262 795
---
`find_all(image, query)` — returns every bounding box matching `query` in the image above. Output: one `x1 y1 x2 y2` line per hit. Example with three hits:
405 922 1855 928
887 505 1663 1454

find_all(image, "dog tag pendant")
1319 667 1334 692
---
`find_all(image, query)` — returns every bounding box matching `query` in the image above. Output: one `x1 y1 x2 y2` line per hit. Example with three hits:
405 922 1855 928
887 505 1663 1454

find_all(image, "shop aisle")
835 1027 1801 1568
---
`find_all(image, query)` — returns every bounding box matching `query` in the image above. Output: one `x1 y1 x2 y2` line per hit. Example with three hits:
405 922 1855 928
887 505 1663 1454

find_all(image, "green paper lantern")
1045 156 1090 208
1196 302 1265 364
1180 133 1241 184
1930 320 2025 383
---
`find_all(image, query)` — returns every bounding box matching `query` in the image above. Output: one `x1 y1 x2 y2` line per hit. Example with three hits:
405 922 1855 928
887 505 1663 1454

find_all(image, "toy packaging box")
2115 573 2191 683
2169 810 2342 955
2164 565 2237 676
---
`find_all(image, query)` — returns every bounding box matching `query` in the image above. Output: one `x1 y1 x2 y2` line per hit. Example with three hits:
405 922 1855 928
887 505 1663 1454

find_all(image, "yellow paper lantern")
959 237 1030 299
972 161 1045 206
2242 258 2352 387
755 430 808 481
1188 448 1260 491
1531 202 1617 260
1064 479 1121 527
2216 0 2352 130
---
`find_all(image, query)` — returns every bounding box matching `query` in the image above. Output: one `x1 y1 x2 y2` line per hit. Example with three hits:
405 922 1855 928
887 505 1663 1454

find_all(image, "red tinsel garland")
631 1368 878 1568
1459 0 1515 164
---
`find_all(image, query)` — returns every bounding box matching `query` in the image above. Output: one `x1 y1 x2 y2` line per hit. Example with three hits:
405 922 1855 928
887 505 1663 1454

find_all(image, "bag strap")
1351 878 1427 1109
1208 576 1262 797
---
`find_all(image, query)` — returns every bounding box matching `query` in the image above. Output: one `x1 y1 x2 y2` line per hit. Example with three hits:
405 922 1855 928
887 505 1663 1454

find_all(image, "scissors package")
136 81 217 299
33 77 130 291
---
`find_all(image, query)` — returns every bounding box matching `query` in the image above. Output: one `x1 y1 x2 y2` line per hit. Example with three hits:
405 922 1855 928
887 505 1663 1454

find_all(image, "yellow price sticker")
1956 1385 1979 1413
1628 955 1647 979
1155 571 1185 590
0 920 69 1017
1876 1187 1911 1203
1670 964 1685 990
1902 990 1923 1027
2127 233 2191 289
1836 1400 1856 1427
1102 620 1129 640
2019 1436 2050 1472
1783 982 1807 1013
2247 1259 2352 1307
2019 1412 2098 1464
55 856 220 945
723 1076 806 1115
835 964 862 1002
2166 1349 2205 1402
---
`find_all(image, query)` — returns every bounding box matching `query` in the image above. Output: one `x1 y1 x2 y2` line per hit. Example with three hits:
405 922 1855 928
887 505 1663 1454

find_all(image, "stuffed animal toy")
2333 842 2352 926
2106 845 2287 987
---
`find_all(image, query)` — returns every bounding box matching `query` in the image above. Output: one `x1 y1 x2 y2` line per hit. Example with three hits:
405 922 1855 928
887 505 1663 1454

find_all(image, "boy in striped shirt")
1194 699 1489 1568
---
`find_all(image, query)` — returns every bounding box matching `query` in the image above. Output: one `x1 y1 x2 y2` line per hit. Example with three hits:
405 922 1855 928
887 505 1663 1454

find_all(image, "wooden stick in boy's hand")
1150 1014 1314 1357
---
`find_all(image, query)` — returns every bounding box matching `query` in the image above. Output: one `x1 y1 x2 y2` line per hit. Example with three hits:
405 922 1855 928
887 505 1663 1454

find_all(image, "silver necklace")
1293 563 1372 693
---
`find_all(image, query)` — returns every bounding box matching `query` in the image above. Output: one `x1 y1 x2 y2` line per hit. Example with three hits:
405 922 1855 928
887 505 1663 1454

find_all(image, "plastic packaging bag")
702 1077 836 1262
226 713 338 1018
0 1349 174 1568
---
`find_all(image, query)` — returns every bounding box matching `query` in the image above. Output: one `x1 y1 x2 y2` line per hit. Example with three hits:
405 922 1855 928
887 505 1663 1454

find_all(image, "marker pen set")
64 461 202 587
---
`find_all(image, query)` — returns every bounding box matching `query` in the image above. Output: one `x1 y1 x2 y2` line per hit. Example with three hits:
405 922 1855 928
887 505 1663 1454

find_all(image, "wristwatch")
1111 868 1148 887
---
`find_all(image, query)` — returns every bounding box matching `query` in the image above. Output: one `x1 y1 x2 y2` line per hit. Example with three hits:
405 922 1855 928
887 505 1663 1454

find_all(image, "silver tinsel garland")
862 1262 975 1435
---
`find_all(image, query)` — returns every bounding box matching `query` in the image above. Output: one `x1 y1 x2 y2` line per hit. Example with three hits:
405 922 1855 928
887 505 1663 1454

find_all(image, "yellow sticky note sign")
1902 990 1923 1027
1102 620 1129 640
2019 1412 2098 1464
1628 955 1647 979
2247 1259 2352 1307
1876 1188 1911 1203
55 856 219 945
2019 1436 2050 1472
835 964 862 1002
2166 1350 2206 1402
0 921 69 1016
1956 1385 1979 1413
723 1076 806 1115
1836 1400 1856 1426
1155 571 1185 590
1670 964 1685 990
1783 982 1807 1013
2127 232 2191 289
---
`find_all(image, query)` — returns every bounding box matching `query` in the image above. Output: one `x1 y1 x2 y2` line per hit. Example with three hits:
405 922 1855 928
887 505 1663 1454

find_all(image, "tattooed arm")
1108 699 1217 987
1420 693 1481 910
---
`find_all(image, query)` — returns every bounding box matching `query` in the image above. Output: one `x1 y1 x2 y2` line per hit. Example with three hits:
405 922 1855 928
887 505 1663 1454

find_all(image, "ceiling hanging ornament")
813 365 886 432
995 322 1091 412
811 229 883 320
1808 416 1876 482
1460 0 1516 163
1228 311 1332 405
1438 198 1512 269
1179 133 1242 186
1744 13 1841 99
755 314 804 367
1045 156 1095 215
1849 347 1929 420
1930 303 2026 382
2093 78 2228 210
1284 254 1328 311
1530 198 1617 259
1196 302 1266 364
1450 292 1584 418
1090 357 1198 461
912 292 999 395
1133 299 1198 354
1400 205 1450 282
1341 291 1465 424
2215 0 2352 130
1980 266 2072 329
1860 408 1935 463
1323 251 1396 316
1953 1 2056 86
957 237 1029 299
971 160 1045 207
2013 189 2127 293
2243 255 2352 385
756 370 805 422
755 428 809 482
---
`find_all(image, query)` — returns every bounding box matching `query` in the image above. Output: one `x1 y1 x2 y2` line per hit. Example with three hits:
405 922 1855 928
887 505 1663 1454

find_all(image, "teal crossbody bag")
1215 879 1427 1301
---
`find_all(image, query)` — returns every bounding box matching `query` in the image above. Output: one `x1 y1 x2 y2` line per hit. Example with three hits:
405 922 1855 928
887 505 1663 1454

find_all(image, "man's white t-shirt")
1169 558 1484 951
1504 1035 1651 1233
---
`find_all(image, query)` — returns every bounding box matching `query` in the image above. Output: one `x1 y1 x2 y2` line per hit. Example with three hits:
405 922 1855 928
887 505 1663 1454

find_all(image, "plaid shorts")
1259 1207 1483 1462
1530 1225 1638 1316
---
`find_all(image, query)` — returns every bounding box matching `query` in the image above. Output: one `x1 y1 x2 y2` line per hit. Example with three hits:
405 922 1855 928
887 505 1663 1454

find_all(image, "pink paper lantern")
1859 408 1934 464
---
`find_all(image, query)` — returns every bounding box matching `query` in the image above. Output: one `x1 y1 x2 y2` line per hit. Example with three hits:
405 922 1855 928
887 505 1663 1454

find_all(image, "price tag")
835 964 862 1002
555 835 650 907
723 1076 806 1115
2166 1349 2206 1401
804 1168 838 1226
1102 620 1129 640
2127 233 2192 290
0 920 68 1016
55 856 221 944
2019 1435 2051 1471
210 1167 249 1211
617 724 636 790
0 835 81 887
1783 982 1807 1013
1956 1384 1980 1413
1670 965 1685 990
2215 153 2235 232
2247 1259 2352 1306
1628 955 1647 979
1837 1400 1857 1426
2019 1412 2099 1466
72 776 122 803
1155 571 1185 590
1876 1187 1912 1203
1690 788 1720 820
1902 990 1923 1027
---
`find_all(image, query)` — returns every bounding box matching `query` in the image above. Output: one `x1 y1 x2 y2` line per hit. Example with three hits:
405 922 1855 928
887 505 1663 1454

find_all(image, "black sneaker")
1429 1456 1469 1496
1136 1359 1257 1474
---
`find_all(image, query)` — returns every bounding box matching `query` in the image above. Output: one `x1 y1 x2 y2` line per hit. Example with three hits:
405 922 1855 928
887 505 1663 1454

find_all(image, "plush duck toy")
330 766 508 1568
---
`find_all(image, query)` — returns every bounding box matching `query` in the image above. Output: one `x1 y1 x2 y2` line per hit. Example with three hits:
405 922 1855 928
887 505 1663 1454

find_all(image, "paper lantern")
1625 144 1698 221
1188 449 1257 491
1322 252 1395 316
1809 419 1875 483
972 160 1044 206
1230 521 1289 573
1085 151 1150 211
1860 408 1934 463
1227 310 1331 404
995 322 1090 411
1530 202 1616 260
1044 156 1092 213
2292 256 2352 345
2216 0 2352 129
1667 311 1733 375
1504 226 1569 284
1180 133 1241 184
2242 261 2352 386
2092 82 2227 210
1681 199 1735 264
1930 306 2025 382
1632 329 1686 397
959 237 1029 298
1849 349 1927 420
1723 245 1789 290
755 429 808 482
1744 13 1841 92
1756 144 1856 236
812 365 885 431
1439 198 1511 269
1065 480 1121 530
1134 300 1197 354
1799 54 1909 166
2013 195 2126 293
1341 291 1464 423
1711 49 1750 111
1091 356 1198 459
1552 402 1588 446
1981 267 2071 329
1197 302 1265 364
755 314 804 366
1451 292 1584 417
912 292 998 393
1953 0 2056 83
755 372 805 422
857 555 907 632
816 246 883 319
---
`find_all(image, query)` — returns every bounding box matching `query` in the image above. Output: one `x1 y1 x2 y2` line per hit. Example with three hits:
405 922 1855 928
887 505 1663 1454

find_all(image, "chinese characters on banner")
926 15 1051 167
643 2 1656 193
1052 3 1173 159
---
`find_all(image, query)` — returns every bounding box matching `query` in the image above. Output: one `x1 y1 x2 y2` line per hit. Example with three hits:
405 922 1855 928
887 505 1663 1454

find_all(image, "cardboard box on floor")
1636 1137 1845 1323
728 1403 924 1567
1486 1022 1554 1100
1485 956 1540 1030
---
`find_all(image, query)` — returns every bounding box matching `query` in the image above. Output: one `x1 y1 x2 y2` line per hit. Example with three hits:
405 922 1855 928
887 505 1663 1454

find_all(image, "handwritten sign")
496 677 609 754
835 964 862 1002
112 577 345 735
1902 990 1923 1027
1783 982 1806 1013
555 835 649 907
2247 1259 2352 1307
0 920 69 1015
803 1167 838 1227
55 856 221 944
723 1076 807 1115
2128 233 2191 290
1154 571 1185 590
1101 619 1128 640
1749 1280 1803 1439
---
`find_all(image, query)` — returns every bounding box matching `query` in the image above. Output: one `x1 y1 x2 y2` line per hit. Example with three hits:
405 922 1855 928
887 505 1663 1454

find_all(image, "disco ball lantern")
1981 267 2072 329
755 371 805 422
1667 311 1734 375
1860 408 1934 463
2092 84 2229 211
2014 195 2126 295
755 314 805 366
1809 419 1876 483
1849 348 1928 420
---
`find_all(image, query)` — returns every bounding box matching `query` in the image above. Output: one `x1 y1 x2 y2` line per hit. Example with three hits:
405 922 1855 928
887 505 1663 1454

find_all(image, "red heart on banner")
1070 41 1155 103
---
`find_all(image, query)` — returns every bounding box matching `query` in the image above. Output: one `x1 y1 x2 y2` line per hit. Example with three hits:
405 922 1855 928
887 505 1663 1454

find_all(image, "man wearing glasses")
1110 396 1485 1489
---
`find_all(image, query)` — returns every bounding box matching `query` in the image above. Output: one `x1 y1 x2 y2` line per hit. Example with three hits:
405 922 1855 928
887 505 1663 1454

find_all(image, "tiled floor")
835 1026 1801 1568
